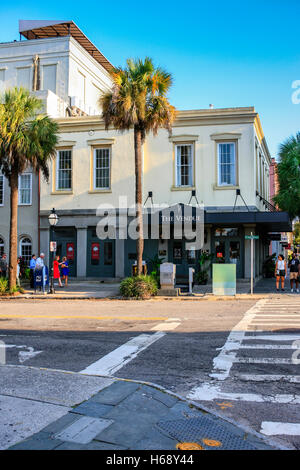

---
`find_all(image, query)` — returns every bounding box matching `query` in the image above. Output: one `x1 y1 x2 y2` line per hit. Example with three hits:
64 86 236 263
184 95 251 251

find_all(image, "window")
94 148 110 189
0 237 4 257
56 150 72 191
18 173 32 205
175 144 193 187
16 67 31 89
42 64 57 94
20 237 32 266
217 142 236 186
0 174 4 205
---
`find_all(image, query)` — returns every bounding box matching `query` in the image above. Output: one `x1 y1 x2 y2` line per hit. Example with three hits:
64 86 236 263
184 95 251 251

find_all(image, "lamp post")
48 208 59 294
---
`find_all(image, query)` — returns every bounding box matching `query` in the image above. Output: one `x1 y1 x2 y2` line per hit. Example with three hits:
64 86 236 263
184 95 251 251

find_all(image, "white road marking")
187 383 300 404
237 374 300 383
18 348 43 363
260 422 300 436
151 322 181 331
239 344 298 349
243 334 300 341
209 299 268 380
0 344 43 363
80 331 165 376
234 358 295 364
188 298 300 405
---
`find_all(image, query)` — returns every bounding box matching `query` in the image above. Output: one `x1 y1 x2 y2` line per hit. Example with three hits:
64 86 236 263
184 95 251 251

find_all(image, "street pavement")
0 297 299 449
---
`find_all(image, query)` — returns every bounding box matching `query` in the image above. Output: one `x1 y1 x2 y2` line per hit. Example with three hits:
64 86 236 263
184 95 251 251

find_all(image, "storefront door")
212 227 244 278
86 228 115 277
52 227 77 277
168 239 198 282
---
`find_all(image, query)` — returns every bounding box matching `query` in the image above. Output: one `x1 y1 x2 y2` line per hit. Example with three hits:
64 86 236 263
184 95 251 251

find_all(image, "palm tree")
0 87 59 289
100 58 176 275
273 133 300 218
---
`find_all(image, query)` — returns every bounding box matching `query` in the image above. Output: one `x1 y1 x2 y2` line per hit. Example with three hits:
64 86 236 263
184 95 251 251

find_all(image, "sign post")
245 233 259 294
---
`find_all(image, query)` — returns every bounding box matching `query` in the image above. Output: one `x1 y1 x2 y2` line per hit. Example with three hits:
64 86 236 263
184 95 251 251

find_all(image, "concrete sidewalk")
21 280 121 299
4 368 275 451
1 277 295 301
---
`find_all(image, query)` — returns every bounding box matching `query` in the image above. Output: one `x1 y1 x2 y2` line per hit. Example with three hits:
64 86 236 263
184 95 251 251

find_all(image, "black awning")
205 211 292 232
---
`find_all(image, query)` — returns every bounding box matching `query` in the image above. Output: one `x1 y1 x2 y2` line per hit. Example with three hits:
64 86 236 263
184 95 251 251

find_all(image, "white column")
76 226 87 278
40 227 50 265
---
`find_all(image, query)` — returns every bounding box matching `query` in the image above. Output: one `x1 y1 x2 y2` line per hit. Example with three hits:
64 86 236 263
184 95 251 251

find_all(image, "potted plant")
195 251 214 285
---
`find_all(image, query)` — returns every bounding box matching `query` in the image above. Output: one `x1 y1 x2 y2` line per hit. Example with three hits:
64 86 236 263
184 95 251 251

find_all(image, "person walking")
29 254 36 289
275 254 287 292
60 256 69 287
0 253 8 278
288 252 300 293
53 255 63 287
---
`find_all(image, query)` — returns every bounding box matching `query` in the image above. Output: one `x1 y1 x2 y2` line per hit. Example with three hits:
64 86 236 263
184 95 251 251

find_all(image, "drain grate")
156 417 257 450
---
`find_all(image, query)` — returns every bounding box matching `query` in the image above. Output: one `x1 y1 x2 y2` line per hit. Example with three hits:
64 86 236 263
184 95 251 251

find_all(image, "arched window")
0 237 4 257
19 237 32 266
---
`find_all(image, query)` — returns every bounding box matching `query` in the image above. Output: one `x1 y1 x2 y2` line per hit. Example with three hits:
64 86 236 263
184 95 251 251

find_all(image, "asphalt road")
0 297 300 449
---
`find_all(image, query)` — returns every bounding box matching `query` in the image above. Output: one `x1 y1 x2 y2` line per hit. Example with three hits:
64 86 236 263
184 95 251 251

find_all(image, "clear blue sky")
1 0 299 157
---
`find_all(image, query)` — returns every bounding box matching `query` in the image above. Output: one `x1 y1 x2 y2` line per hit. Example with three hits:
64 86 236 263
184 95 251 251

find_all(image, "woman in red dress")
53 255 63 287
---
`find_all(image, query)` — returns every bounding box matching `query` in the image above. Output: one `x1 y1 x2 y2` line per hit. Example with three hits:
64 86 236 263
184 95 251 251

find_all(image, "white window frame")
18 173 32 206
56 150 72 191
19 236 32 267
175 144 194 187
217 141 237 186
0 174 4 206
93 147 111 190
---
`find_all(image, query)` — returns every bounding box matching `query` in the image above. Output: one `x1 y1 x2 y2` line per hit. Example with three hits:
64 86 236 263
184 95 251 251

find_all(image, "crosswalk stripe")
80 331 165 376
187 383 300 404
260 422 300 436
234 358 295 364
243 334 300 341
239 344 297 349
237 374 300 383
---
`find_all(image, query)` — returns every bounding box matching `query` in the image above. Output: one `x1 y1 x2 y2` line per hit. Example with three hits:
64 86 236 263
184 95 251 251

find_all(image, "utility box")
212 264 236 296
160 262 176 289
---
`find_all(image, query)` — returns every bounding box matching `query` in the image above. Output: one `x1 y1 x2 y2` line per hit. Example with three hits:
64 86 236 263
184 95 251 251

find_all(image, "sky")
0 0 299 157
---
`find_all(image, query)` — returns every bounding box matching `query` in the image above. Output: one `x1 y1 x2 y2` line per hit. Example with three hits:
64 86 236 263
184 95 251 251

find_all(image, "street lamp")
48 208 59 294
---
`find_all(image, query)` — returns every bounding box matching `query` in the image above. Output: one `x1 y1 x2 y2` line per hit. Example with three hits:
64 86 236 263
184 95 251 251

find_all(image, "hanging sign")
91 242 100 261
66 243 75 260
50 241 57 252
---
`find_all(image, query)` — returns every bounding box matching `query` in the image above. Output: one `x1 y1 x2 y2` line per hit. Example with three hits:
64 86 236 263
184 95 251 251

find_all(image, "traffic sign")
50 241 57 252
245 235 259 240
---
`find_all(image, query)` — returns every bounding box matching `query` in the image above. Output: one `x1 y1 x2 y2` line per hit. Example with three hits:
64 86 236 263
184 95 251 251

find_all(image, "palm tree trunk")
134 126 144 275
9 170 18 289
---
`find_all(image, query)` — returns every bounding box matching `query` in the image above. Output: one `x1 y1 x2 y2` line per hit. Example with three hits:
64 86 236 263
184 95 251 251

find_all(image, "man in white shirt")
35 253 45 270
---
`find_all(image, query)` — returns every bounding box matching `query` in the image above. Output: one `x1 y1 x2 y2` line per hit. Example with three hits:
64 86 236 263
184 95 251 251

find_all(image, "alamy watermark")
95 197 205 251
291 80 300 104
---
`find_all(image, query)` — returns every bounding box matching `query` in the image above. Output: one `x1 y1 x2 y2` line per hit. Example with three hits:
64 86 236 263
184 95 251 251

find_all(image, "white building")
0 20 112 263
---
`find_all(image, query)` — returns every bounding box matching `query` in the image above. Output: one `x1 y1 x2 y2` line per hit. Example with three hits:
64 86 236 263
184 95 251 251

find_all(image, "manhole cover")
156 417 257 450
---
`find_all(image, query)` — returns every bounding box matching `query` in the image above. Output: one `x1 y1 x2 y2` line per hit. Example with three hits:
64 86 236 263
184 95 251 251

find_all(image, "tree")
293 221 300 247
273 132 300 218
0 87 59 289
100 58 176 275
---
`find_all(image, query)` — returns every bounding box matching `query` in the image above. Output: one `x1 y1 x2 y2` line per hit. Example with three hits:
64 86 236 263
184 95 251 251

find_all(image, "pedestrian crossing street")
187 297 300 440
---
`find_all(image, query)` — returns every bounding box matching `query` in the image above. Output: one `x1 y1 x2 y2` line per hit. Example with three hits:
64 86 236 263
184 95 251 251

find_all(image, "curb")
0 293 293 301
2 363 290 450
